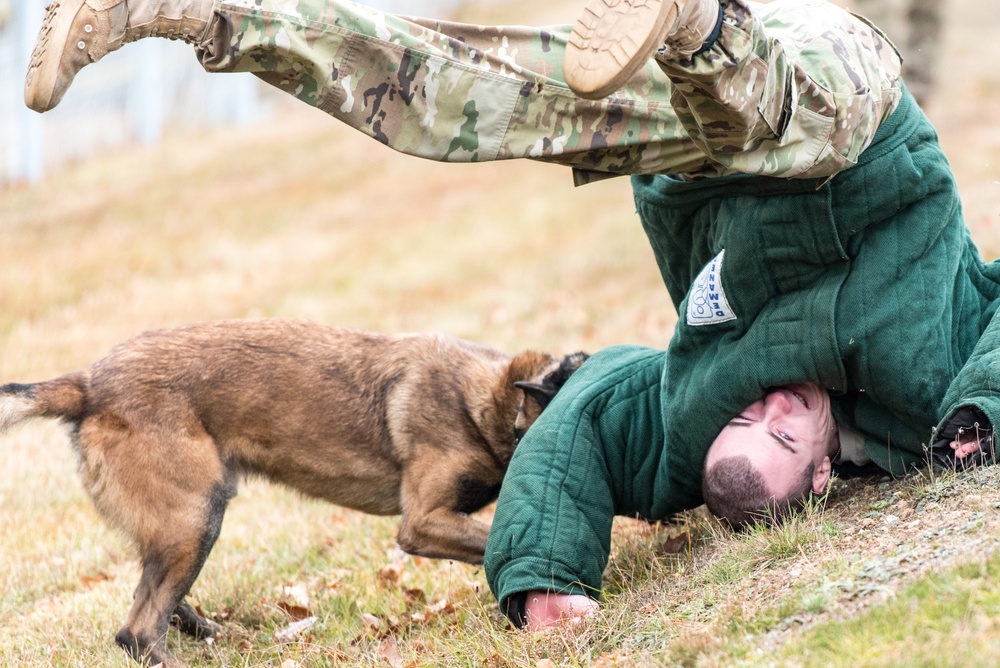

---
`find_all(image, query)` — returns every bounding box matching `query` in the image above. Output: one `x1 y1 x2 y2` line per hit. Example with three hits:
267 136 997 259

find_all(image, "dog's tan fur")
0 318 587 666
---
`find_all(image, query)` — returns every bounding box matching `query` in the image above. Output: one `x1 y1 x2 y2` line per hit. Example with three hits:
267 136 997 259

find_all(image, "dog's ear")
558 352 590 378
515 352 589 411
514 380 557 411
539 352 589 393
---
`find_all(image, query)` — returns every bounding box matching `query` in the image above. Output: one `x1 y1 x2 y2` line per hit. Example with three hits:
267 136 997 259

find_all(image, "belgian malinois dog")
0 318 587 666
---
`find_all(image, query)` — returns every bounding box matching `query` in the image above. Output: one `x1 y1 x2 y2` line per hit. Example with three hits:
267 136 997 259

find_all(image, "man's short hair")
702 455 814 530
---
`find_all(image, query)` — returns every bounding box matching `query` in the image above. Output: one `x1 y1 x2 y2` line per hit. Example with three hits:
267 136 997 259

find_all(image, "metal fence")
0 0 462 185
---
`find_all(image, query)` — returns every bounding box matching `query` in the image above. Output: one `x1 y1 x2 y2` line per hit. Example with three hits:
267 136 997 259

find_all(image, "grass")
782 558 1000 667
2 0 1000 665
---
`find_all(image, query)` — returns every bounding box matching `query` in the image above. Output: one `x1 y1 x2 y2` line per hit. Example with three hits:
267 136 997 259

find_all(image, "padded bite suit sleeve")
484 346 667 612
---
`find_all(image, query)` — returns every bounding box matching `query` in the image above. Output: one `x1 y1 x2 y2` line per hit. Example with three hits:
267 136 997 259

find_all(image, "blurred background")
0 0 472 184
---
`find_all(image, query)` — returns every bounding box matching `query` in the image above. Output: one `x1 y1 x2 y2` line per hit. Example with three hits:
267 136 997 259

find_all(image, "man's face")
706 383 838 498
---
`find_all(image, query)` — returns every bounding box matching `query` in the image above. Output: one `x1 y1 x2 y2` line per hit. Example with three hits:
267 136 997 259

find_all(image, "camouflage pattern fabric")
198 0 901 181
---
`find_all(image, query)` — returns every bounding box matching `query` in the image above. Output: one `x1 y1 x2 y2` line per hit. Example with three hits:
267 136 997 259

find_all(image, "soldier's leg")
563 0 904 178
26 0 901 179
23 0 705 176
200 0 904 179
197 0 710 177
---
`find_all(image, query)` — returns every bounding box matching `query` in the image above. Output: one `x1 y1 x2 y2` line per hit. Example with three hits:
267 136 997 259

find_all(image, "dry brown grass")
1 0 1000 665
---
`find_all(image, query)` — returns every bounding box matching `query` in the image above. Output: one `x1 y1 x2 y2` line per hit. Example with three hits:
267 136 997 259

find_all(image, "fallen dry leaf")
379 638 405 668
426 598 455 615
80 572 113 589
280 660 302 668
403 587 426 608
407 597 458 626
637 603 658 614
282 584 310 607
659 531 691 555
378 559 406 588
278 601 313 621
274 615 318 641
361 612 382 631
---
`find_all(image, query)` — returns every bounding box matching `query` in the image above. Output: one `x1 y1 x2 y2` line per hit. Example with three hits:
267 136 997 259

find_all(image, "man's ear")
812 456 833 495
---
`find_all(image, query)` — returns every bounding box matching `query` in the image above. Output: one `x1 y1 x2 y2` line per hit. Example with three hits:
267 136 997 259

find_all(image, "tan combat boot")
24 0 215 113
564 0 721 100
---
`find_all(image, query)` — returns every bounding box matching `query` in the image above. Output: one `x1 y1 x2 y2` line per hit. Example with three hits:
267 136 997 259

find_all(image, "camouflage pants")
197 0 901 181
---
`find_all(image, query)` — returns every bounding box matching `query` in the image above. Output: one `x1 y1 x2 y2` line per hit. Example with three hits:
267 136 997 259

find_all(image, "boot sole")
24 0 91 112
564 0 677 100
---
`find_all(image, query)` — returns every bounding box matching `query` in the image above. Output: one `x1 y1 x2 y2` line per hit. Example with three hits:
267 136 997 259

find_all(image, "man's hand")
950 428 988 459
932 406 994 470
523 591 599 630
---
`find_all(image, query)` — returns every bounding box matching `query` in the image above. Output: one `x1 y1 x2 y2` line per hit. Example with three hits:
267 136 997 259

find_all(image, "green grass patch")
782 557 1000 667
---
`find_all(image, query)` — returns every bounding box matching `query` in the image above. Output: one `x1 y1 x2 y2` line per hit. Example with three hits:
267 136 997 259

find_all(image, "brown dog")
0 318 587 666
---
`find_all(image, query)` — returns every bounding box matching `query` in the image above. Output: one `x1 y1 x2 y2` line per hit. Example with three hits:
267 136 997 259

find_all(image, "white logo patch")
686 250 736 326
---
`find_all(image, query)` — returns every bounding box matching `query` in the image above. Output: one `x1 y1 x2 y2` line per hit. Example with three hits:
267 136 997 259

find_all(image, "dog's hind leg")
114 474 235 665
168 478 232 640
76 416 236 665
168 471 233 641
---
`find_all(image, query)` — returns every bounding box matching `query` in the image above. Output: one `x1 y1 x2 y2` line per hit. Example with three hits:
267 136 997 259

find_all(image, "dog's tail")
0 373 88 434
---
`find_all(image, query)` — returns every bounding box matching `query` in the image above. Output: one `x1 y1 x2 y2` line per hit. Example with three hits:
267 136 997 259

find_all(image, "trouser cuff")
690 3 725 56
